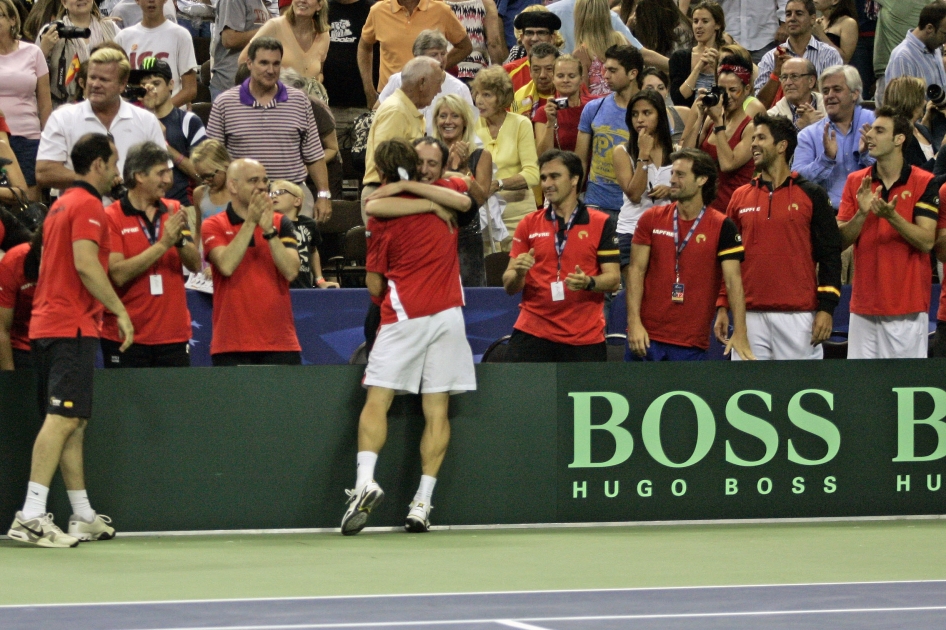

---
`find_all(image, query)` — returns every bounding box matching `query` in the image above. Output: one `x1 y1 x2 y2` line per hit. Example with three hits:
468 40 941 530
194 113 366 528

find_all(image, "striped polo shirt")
207 80 324 184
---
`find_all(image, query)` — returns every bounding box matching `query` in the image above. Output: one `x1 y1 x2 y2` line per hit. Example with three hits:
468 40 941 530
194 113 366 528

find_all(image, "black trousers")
505 329 607 363
101 340 191 368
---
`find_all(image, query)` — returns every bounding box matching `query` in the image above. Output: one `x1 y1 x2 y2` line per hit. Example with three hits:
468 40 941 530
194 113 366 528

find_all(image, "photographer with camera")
36 0 119 106
880 1 946 109
35 47 164 193
680 54 755 214
534 54 593 154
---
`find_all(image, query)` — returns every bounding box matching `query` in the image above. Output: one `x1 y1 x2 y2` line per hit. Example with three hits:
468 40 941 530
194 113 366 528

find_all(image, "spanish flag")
64 54 81 86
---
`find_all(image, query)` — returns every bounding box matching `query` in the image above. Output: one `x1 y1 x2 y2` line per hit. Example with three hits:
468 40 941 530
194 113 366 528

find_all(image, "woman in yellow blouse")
238 0 329 81
471 66 539 251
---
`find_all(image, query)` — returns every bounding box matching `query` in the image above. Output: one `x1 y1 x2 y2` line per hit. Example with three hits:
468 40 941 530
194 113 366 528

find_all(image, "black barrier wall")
1 362 945 532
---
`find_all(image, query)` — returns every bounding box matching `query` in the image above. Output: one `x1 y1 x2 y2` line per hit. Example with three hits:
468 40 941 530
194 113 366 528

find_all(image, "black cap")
513 10 562 32
129 57 173 84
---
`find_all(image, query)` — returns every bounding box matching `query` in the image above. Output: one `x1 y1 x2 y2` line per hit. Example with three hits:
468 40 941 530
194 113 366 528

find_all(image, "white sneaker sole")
7 528 79 548
341 486 385 536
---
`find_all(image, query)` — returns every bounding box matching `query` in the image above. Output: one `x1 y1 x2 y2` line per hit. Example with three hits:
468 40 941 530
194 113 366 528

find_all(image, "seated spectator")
134 57 206 207
883 76 936 171
238 0 329 82
669 0 728 107
35 0 120 106
812 0 858 63
472 65 539 250
573 0 630 96
534 54 594 153
445 0 506 82
270 179 338 289
108 0 176 28
0 0 50 203
378 29 477 136
719 43 767 118
114 0 199 106
0 111 29 208
191 139 232 231
503 9 562 92
511 42 558 117
640 67 690 146
766 57 826 130
628 0 693 57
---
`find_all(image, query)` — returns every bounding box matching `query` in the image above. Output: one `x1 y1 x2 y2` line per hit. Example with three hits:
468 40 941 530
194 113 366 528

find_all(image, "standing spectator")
109 0 176 28
238 0 330 82
7 133 130 548
576 45 642 221
719 114 842 360
626 148 754 361
497 0 540 51
850 0 878 98
502 149 620 361
794 64 874 209
323 0 374 138
210 0 271 99
629 0 693 57
0 0 51 203
446 0 506 81
640 68 691 145
361 57 441 214
511 42 557 117
534 54 593 153
356 0 472 108
812 0 859 62
0 237 40 370
114 0 199 106
270 179 338 288
378 30 478 135
208 37 332 222
36 0 120 105
755 0 844 109
503 9 560 92
766 57 826 130
36 47 165 190
102 141 201 368
201 158 303 365
669 0 727 107
573 0 630 96
681 54 756 214
881 1 946 107
718 0 787 62
472 65 539 248
135 57 206 207
873 0 926 102
837 107 939 358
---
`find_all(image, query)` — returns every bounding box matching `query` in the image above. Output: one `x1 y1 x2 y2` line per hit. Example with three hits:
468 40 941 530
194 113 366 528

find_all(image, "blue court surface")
3 580 945 630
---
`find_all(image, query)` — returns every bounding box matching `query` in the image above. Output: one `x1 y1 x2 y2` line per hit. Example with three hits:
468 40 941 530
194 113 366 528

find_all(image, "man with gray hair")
378 29 477 135
766 57 826 130
794 65 875 210
102 141 202 368
361 57 443 218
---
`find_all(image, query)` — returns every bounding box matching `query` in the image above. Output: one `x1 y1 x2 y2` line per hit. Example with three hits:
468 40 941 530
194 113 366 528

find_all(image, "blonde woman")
883 77 935 171
239 0 329 81
471 66 539 251
573 0 628 96
191 140 232 245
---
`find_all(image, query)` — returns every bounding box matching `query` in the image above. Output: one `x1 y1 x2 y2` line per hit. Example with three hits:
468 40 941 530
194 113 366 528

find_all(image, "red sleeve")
201 214 225 254
365 218 389 275
105 205 125 255
0 115 10 135
938 182 946 229
0 253 17 309
0 222 5 247
534 107 548 124
71 200 107 245
509 216 530 257
632 207 655 246
837 172 861 222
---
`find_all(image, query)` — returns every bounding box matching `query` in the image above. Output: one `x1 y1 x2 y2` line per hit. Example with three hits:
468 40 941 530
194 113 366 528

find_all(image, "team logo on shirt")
789 203 799 212
696 234 706 243
121 227 140 235
578 231 589 239
900 190 912 200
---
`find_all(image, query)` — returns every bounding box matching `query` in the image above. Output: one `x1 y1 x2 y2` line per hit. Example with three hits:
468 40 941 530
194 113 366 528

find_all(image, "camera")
701 85 727 108
551 97 570 109
929 84 946 109
122 85 147 101
53 21 92 39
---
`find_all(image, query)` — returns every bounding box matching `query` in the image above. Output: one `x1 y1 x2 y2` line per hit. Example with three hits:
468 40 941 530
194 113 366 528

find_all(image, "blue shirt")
496 0 542 50
547 0 642 54
578 94 628 212
883 30 946 105
794 106 875 209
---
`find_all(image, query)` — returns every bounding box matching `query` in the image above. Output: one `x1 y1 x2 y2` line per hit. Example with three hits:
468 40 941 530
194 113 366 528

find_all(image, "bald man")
201 159 303 366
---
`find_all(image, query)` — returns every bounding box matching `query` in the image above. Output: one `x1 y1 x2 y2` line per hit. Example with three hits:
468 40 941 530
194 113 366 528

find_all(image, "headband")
718 64 751 87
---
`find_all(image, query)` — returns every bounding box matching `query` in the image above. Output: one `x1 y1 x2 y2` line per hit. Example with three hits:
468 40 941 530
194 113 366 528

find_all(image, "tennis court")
3 518 946 629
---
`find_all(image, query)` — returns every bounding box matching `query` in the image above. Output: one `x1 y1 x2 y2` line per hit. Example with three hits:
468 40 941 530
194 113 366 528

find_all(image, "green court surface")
2 519 946 607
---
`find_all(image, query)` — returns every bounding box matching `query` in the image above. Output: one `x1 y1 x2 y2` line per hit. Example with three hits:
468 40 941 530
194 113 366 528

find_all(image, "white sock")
356 451 378 488
67 489 95 522
22 482 49 520
413 475 437 505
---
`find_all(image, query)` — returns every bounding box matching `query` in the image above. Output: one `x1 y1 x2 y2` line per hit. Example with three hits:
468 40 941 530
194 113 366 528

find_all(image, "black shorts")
12 348 33 370
211 351 301 366
505 329 607 363
100 339 191 368
31 337 97 418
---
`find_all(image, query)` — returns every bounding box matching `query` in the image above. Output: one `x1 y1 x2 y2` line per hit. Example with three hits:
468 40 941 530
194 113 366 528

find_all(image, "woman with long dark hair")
668 0 730 107
628 0 692 57
613 90 674 267
813 0 858 63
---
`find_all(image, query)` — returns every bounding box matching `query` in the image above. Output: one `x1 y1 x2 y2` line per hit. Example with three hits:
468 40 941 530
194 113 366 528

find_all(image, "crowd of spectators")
2 0 946 369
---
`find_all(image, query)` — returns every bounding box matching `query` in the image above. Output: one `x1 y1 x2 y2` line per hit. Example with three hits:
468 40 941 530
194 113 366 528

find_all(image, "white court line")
123 605 946 630
1 579 945 609
495 621 553 630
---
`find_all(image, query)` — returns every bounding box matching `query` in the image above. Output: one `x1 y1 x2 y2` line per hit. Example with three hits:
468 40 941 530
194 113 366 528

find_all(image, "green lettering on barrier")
824 476 836 493
725 478 738 495
725 390 777 467
792 477 805 494
928 474 941 492
638 480 652 497
569 392 633 468
892 387 946 462
757 477 772 495
641 391 715 468
897 475 910 492
573 481 587 498
605 480 619 498
786 389 840 465
671 479 687 496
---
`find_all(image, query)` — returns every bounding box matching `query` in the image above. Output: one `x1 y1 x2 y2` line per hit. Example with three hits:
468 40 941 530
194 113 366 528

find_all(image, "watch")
262 230 278 240
317 191 331 199
714 125 727 134
586 276 596 291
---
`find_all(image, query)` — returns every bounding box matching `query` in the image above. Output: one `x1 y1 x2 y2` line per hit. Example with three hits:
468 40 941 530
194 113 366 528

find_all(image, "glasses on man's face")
780 73 811 82
199 170 221 182
522 29 551 38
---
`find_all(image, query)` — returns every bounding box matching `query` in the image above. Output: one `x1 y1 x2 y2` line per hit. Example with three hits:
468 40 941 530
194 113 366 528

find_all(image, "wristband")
586 276 596 291
714 125 727 134
316 276 325 284
262 230 278 240
770 72 779 82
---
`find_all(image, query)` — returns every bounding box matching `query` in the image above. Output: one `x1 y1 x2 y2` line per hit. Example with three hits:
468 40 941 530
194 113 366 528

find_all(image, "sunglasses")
198 170 222 182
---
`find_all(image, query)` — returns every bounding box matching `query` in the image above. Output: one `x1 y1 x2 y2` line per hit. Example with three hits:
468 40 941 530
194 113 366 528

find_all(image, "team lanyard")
136 212 162 246
673 204 706 284
552 208 580 280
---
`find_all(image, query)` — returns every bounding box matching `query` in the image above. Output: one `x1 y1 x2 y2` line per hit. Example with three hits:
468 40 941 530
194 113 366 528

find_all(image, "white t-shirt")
108 0 177 26
115 20 198 97
617 163 672 236
378 71 477 136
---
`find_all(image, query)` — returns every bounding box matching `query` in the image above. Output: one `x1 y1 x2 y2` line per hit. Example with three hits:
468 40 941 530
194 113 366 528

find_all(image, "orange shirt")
361 0 469 92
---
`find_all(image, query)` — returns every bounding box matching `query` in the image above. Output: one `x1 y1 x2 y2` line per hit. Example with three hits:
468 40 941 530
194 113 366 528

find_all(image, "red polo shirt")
0 243 36 351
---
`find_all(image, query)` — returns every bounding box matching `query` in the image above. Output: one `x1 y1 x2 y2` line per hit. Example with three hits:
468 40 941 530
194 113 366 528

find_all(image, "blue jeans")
626 339 707 362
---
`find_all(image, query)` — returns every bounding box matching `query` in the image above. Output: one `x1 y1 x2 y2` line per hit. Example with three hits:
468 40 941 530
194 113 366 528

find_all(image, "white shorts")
848 312 929 359
363 307 477 395
732 311 823 361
